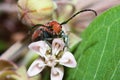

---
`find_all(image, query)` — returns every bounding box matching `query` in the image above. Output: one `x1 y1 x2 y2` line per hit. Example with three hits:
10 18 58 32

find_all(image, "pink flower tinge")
27 38 77 80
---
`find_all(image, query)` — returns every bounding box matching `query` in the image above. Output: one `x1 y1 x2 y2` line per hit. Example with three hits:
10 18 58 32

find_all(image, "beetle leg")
45 40 52 48
60 31 69 48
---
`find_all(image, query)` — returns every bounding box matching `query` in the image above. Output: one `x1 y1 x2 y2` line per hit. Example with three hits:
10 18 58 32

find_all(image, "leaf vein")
72 15 107 79
110 25 120 80
93 18 120 80
82 50 96 80
93 26 110 80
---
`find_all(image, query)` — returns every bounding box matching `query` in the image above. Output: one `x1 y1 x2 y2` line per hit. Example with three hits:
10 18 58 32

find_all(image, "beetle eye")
47 26 52 29
50 28 53 31
39 28 43 30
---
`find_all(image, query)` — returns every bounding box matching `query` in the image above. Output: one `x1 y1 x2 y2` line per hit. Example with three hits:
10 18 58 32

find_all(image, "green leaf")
65 5 120 80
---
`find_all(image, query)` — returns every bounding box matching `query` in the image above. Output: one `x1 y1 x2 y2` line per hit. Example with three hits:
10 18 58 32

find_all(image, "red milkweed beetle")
30 9 97 45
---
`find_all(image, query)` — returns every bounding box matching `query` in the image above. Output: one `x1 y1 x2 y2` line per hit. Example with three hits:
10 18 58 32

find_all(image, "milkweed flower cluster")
17 0 56 26
27 38 77 80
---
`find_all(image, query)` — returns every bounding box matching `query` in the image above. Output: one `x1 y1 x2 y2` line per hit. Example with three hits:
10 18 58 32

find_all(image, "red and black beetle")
31 21 63 41
30 9 97 42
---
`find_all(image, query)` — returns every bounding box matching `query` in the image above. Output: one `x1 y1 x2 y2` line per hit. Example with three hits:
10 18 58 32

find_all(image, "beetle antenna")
31 24 48 29
60 9 97 25
28 24 48 35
